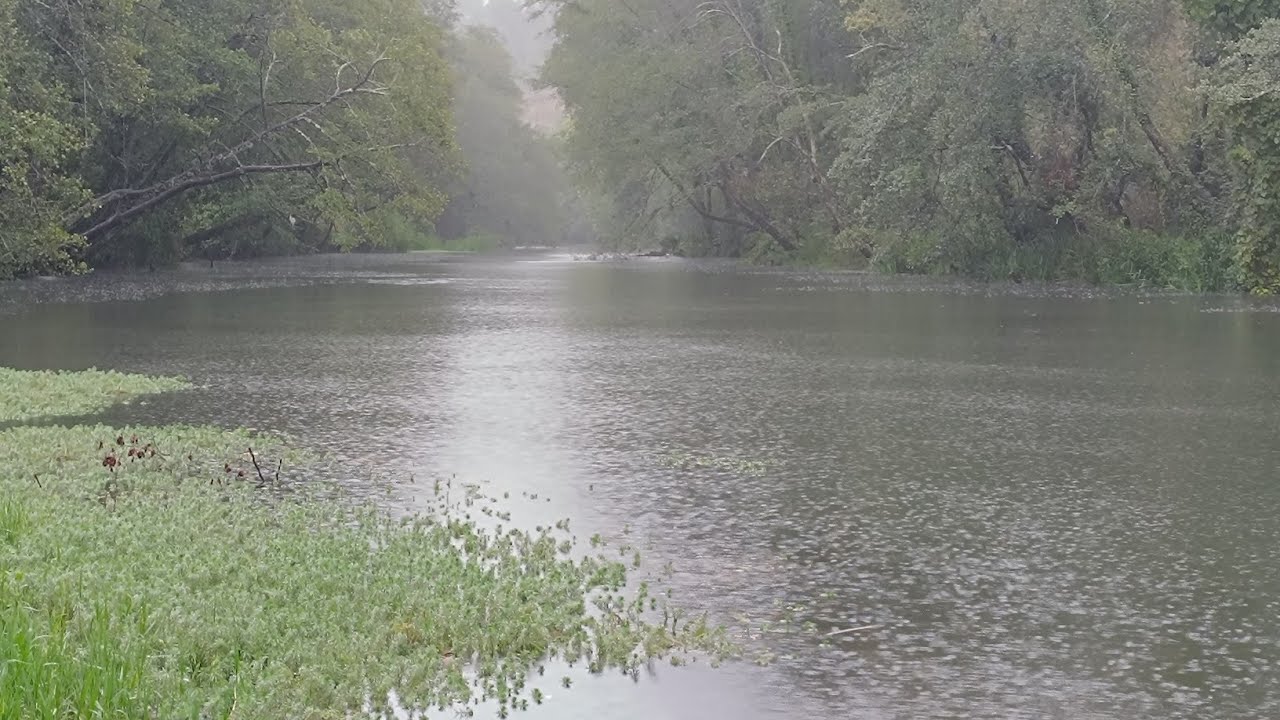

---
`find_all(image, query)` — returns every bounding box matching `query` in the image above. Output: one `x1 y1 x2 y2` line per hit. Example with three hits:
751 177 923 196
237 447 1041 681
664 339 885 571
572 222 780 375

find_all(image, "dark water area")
4 251 1280 719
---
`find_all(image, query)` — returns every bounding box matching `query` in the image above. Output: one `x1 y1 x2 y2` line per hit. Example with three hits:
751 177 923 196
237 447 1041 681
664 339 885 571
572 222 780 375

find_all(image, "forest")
2 0 1279 292
0 0 566 278
538 0 1280 292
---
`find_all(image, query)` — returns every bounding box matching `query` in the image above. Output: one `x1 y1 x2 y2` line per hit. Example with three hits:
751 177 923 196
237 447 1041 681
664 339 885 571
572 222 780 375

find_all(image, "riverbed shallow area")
4 251 1280 719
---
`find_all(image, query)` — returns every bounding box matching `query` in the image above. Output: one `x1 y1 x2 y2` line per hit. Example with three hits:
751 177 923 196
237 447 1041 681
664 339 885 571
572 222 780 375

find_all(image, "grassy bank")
0 369 724 718
867 228 1237 291
668 226 1241 292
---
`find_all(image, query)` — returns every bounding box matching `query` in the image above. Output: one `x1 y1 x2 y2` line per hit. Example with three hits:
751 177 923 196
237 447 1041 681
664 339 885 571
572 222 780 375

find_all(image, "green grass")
402 232 506 254
365 209 507 254
0 373 727 719
1086 230 1236 292
0 367 189 424
866 227 1238 291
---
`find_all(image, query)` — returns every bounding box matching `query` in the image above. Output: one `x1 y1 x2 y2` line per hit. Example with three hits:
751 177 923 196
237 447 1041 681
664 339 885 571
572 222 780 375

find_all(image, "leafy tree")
1182 0 1280 38
1210 20 1280 292
0 0 459 276
832 0 1216 277
0 0 89 277
536 0 1274 287
1177 0 1280 292
540 0 852 256
436 26 567 247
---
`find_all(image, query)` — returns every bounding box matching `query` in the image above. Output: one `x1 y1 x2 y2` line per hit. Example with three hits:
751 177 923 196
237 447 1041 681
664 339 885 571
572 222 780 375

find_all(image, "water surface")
4 252 1279 719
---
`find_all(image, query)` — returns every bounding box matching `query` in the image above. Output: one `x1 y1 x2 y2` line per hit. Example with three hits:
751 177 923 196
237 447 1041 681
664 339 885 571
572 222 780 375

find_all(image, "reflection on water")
4 252 1280 719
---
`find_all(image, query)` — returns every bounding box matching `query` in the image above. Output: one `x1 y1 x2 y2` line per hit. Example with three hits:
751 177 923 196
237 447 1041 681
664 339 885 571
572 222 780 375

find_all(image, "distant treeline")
538 0 1280 292
0 0 569 278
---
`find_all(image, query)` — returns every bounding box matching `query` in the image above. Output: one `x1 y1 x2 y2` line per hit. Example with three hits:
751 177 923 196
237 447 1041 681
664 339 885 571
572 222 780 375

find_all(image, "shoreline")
0 368 727 717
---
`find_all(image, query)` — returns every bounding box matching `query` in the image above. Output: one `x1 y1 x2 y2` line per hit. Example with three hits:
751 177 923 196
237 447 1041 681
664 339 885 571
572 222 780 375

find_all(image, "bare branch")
757 135 789 165
80 161 324 240
847 43 899 60
68 54 394 232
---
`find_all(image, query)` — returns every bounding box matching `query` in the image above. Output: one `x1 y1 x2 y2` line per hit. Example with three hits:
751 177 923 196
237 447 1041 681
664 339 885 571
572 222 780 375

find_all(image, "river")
3 251 1279 719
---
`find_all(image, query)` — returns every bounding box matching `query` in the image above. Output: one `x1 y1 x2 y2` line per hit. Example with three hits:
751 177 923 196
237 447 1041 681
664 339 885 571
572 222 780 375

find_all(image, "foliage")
0 367 188 424
1088 230 1236 290
0 0 461 277
0 369 729 717
381 227 507 254
1210 20 1280 293
535 0 1280 291
834 0 1213 272
0 0 89 278
540 0 852 256
5 0 1273 287
1181 0 1280 38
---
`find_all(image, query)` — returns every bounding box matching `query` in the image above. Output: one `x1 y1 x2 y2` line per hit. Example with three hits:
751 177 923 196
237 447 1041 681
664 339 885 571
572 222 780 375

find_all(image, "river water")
3 251 1279 719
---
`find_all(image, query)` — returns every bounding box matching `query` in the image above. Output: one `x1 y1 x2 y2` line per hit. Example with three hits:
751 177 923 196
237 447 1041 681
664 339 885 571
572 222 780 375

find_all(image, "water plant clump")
0 367 189 424
0 371 728 718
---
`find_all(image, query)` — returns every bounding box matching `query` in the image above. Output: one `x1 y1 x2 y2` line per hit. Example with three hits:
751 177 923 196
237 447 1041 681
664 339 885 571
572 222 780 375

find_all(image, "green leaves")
827 0 1235 280
542 0 850 254
0 0 89 278
1209 20 1280 293
0 0 462 276
0 367 189 424
0 367 731 716
537 0 1269 287
1181 0 1280 39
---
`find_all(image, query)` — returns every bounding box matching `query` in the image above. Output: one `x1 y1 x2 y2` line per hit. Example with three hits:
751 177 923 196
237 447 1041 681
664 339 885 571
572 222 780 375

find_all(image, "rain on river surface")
3 251 1279 720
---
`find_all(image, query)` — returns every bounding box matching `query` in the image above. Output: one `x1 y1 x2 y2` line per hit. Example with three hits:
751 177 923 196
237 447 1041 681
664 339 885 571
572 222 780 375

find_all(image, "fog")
458 0 556 82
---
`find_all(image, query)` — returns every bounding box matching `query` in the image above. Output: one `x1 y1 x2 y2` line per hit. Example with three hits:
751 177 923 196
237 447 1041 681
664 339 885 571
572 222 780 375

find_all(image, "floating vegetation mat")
0 370 729 718
0 367 189 424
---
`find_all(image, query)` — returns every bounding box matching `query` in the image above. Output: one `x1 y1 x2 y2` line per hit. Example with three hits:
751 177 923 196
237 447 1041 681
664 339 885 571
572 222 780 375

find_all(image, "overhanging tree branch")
654 161 758 233
67 54 391 239
79 161 326 240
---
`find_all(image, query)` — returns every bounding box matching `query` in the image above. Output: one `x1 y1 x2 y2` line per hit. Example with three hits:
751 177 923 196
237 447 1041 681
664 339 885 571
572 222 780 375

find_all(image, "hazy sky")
458 0 555 77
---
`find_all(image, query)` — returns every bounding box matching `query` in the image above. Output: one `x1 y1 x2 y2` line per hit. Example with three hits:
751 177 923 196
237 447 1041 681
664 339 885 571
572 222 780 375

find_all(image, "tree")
0 0 89 277
437 25 568 246
0 0 459 275
539 0 855 257
831 0 1216 277
1210 19 1280 293
537 0 1268 288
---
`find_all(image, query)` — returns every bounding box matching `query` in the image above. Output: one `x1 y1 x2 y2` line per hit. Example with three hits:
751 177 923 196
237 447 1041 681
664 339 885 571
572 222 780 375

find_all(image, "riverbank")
0 368 724 718
726 228 1240 293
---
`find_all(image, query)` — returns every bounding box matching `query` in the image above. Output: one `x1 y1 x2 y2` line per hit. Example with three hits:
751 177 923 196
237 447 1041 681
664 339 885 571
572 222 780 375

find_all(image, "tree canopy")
6 0 1278 290
537 0 1280 291
0 0 579 276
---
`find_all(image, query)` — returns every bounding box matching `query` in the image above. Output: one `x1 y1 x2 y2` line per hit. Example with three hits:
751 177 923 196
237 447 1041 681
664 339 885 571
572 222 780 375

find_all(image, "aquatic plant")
0 372 729 718
0 367 188 424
